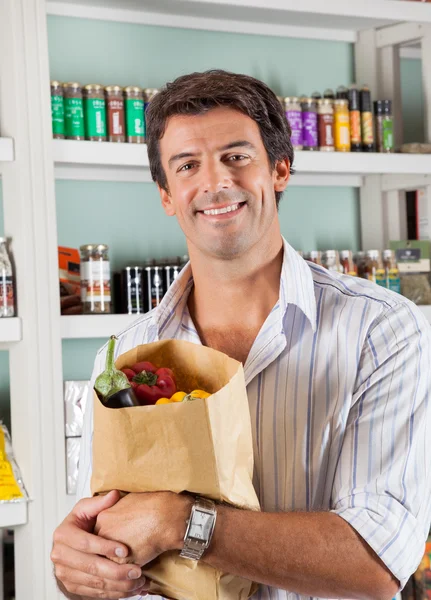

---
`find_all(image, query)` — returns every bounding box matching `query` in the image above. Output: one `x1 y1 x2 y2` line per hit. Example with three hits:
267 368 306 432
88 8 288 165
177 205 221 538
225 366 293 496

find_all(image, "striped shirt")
77 237 431 600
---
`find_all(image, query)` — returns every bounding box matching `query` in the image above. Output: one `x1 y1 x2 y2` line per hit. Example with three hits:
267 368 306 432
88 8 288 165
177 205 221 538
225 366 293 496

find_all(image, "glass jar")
284 97 303 150
83 84 107 142
340 250 357 276
63 82 85 140
365 250 386 286
105 85 125 143
383 249 401 293
124 86 145 143
334 99 351 152
51 81 65 139
307 250 323 265
301 98 318 151
317 99 334 152
375 100 394 153
0 238 15 317
323 250 343 273
80 244 111 314
143 88 160 112
354 251 367 279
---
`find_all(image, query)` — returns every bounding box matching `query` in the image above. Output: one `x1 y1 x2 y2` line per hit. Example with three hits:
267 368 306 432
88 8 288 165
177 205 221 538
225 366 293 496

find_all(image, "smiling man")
52 70 431 600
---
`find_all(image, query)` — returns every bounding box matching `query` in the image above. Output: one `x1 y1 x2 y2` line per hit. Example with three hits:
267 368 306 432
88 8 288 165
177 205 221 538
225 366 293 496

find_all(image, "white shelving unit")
1 1 431 599
0 318 22 344
0 502 27 529
61 314 139 339
0 138 14 164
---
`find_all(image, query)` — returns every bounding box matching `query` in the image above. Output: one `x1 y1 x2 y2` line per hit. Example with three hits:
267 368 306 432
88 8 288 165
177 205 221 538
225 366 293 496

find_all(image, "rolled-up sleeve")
331 300 431 588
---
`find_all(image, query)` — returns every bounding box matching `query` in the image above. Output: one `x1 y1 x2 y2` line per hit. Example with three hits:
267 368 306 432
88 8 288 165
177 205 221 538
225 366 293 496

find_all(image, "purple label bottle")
300 98 318 150
286 110 303 148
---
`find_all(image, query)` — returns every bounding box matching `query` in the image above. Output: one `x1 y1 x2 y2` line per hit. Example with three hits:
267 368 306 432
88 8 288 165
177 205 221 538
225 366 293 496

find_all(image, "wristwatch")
180 497 217 561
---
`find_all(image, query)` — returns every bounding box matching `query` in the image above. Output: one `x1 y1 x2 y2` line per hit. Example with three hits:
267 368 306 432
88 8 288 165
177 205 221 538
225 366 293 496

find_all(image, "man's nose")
202 162 233 194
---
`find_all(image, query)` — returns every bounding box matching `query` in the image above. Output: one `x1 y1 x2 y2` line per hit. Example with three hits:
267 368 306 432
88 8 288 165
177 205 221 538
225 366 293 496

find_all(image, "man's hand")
94 491 193 567
52 490 149 599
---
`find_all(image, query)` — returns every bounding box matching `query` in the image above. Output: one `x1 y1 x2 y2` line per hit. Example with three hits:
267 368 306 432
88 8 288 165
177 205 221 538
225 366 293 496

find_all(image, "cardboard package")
91 339 260 600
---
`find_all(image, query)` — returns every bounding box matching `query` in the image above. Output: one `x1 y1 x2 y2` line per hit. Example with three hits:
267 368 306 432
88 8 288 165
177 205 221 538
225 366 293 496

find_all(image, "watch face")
189 510 213 540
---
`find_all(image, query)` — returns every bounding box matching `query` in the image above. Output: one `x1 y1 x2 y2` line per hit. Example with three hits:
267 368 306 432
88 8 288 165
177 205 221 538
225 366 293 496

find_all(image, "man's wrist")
169 493 195 551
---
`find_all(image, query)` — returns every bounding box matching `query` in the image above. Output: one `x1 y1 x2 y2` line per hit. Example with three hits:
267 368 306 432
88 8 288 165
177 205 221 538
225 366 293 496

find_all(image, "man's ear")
158 184 176 216
273 159 290 194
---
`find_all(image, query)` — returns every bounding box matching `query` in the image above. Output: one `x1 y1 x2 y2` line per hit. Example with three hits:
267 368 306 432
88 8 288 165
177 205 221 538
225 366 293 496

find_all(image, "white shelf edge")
61 314 142 339
46 0 431 42
419 305 431 325
0 138 14 163
53 140 431 187
0 318 22 343
0 501 28 528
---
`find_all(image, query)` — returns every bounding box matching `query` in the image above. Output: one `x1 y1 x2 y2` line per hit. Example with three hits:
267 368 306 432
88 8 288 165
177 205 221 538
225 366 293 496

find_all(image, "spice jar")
375 100 394 153
348 86 362 152
83 84 107 142
383 249 400 293
284 97 303 150
51 81 65 139
307 250 323 265
80 244 111 314
323 250 343 273
124 86 145 143
354 251 367 278
0 238 15 317
63 82 85 140
317 99 334 152
105 86 125 143
340 250 357 276
301 98 318 151
334 99 351 152
143 88 160 112
365 250 385 286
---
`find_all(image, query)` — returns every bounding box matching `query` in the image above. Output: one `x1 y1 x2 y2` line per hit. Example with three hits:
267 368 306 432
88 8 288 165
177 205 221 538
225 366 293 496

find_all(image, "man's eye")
178 163 195 172
227 155 248 162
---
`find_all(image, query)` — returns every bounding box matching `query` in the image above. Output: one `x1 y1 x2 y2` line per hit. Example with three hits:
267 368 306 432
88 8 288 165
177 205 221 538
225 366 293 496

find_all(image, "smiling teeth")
203 203 240 216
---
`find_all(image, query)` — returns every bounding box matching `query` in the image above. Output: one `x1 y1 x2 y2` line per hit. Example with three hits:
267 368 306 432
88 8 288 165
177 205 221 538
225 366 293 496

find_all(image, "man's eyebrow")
218 140 256 152
168 151 199 168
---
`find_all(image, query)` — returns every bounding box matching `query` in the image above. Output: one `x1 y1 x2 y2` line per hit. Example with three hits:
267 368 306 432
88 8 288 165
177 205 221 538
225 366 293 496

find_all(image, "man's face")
158 106 289 260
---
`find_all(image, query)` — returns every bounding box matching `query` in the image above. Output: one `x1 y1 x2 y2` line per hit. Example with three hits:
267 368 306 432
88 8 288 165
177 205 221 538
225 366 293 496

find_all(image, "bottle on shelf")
0 238 15 318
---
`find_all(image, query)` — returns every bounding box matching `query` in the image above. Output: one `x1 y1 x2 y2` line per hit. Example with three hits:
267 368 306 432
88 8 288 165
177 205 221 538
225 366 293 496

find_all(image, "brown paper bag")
91 339 260 600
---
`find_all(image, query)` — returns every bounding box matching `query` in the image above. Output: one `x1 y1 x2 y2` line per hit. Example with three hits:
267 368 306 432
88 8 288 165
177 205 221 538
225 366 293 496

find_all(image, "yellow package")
0 425 24 501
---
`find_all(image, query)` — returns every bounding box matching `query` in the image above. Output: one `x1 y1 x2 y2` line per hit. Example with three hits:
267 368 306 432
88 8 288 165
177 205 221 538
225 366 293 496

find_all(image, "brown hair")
146 70 294 208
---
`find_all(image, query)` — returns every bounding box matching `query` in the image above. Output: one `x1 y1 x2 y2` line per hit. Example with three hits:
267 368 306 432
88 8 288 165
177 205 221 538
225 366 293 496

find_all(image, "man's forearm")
193 508 399 600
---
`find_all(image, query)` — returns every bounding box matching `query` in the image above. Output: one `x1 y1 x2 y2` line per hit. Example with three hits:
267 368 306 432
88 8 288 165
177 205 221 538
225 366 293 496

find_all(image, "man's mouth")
198 201 247 216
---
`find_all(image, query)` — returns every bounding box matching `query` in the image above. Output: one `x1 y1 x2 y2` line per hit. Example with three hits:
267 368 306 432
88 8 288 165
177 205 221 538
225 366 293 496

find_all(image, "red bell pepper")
122 361 177 406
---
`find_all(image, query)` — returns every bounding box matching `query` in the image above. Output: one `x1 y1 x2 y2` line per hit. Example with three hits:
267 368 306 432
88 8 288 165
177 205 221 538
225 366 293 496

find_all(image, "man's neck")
187 235 284 362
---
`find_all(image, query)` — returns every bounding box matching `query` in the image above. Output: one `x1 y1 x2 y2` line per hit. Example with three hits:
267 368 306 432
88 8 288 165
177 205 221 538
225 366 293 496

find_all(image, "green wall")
400 57 425 144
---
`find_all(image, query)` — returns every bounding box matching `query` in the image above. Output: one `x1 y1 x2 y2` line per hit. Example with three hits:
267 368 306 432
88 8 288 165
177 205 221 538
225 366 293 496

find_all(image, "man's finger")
54 564 146 595
73 491 122 526
52 545 141 582
54 523 128 560
62 582 144 599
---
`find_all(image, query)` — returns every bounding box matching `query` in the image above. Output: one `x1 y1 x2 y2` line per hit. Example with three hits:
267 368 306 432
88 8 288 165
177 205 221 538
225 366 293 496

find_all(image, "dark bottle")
94 335 139 408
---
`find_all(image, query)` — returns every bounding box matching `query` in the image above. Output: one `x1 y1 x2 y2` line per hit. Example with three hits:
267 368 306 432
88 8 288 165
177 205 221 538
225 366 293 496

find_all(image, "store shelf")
47 0 431 42
0 318 22 343
53 139 431 187
419 305 431 324
0 501 27 528
61 314 140 339
0 138 14 163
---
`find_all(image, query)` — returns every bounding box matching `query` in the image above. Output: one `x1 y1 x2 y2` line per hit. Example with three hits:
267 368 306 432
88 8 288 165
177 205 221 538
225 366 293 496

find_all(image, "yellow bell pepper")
183 389 211 402
170 391 187 403
155 397 173 405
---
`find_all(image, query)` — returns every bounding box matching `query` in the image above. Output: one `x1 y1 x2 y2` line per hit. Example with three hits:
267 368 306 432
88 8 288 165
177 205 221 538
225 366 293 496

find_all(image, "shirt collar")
151 236 317 338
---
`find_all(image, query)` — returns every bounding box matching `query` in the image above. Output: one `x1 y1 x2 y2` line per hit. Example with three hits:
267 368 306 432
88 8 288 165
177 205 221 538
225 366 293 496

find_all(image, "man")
52 70 431 600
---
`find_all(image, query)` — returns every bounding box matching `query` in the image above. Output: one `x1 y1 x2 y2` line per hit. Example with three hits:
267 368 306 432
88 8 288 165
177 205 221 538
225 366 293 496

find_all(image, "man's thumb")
74 490 121 525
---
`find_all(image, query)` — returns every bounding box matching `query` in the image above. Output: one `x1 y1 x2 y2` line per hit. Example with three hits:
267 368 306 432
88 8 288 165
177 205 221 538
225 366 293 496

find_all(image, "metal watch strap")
180 497 217 561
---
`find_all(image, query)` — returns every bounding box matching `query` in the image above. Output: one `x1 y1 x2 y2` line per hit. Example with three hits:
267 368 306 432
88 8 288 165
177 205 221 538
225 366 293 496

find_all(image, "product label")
286 110 302 147
51 95 65 135
80 261 111 303
318 113 334 148
84 97 107 138
302 111 318 148
349 110 361 144
64 97 85 138
375 268 387 287
335 113 350 149
0 274 14 317
126 98 145 137
361 112 374 145
388 269 401 294
383 119 394 151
